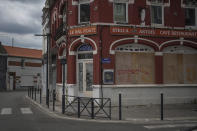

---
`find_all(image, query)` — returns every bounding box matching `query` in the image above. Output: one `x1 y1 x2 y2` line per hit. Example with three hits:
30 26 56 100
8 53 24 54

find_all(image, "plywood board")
115 52 155 84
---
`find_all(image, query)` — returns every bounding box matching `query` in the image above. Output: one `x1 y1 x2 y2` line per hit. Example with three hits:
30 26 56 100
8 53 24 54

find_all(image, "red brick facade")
50 0 197 86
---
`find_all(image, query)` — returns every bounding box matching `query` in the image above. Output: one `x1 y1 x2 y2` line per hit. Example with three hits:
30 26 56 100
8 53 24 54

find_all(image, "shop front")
56 25 197 105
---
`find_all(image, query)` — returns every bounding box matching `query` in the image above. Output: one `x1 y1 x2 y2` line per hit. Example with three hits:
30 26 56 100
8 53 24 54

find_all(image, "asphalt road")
0 91 196 131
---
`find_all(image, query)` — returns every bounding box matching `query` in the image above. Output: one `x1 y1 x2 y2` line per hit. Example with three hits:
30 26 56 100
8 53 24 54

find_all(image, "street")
0 91 196 131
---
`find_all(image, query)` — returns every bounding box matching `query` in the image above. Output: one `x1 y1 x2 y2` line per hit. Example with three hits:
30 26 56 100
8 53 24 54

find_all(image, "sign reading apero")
110 26 197 38
69 26 97 36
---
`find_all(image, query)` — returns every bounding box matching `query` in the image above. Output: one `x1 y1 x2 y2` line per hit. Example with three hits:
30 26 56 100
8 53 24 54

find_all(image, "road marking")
144 124 197 129
1 108 12 115
20 108 33 114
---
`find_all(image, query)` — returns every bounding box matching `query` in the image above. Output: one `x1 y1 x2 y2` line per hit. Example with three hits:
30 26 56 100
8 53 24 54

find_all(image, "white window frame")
150 4 164 27
78 1 90 24
185 7 197 28
113 1 128 24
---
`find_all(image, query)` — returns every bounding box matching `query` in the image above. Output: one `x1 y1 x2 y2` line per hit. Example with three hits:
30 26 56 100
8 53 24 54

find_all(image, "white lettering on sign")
139 29 155 35
160 30 171 36
112 28 129 33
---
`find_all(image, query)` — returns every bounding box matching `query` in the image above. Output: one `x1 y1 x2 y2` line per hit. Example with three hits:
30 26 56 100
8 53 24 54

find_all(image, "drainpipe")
100 25 103 104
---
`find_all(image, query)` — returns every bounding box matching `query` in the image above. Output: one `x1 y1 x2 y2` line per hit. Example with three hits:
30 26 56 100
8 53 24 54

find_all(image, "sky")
0 0 45 49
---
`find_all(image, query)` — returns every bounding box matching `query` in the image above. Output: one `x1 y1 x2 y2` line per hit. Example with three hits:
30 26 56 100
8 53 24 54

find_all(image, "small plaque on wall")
103 69 114 84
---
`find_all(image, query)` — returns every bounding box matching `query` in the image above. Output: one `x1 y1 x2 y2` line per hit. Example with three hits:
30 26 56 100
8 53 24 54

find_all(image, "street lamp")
34 33 50 108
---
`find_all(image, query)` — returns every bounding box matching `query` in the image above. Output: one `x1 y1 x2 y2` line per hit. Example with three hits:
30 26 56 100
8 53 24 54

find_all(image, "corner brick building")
45 0 197 105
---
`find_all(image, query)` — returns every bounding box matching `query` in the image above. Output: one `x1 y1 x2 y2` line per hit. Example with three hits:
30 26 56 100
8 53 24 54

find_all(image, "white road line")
144 124 197 129
1 108 12 115
20 108 33 114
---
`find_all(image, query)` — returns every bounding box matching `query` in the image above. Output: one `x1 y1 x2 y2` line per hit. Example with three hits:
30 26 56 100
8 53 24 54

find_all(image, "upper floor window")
185 8 196 26
62 6 67 25
78 2 90 24
113 2 128 23
151 5 163 25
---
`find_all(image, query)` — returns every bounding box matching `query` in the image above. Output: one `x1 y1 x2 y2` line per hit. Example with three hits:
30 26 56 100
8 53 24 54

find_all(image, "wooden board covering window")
115 52 155 84
183 54 197 84
163 54 197 84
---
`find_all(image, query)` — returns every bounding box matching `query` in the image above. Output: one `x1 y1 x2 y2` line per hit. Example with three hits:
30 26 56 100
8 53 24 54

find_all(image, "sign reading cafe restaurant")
110 26 197 38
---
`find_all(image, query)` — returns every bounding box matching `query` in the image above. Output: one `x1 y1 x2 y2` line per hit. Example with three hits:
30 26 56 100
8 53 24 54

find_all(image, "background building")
45 0 197 105
1 44 42 90
0 42 8 91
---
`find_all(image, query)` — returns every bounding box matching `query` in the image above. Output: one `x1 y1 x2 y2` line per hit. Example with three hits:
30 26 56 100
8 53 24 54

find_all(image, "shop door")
78 60 93 97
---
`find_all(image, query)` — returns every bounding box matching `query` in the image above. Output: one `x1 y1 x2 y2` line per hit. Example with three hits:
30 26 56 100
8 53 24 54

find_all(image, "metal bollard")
119 93 122 120
47 89 49 108
53 90 55 111
78 97 80 118
40 88 42 104
91 98 94 119
28 88 29 97
29 88 31 97
161 93 164 120
62 94 65 114
35 88 37 101
32 87 34 99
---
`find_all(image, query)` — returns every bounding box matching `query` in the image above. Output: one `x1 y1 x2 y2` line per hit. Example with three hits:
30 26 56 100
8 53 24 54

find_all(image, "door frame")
9 72 16 90
77 59 93 97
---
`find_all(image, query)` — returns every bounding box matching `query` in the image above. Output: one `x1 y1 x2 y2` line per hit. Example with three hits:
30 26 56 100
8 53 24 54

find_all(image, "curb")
25 96 197 124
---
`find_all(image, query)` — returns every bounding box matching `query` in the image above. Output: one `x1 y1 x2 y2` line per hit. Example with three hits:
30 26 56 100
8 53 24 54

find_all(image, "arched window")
77 44 93 59
163 45 197 84
115 43 154 52
115 43 155 84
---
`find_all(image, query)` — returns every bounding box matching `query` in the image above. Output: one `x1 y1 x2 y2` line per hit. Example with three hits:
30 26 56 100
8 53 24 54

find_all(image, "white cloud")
0 0 44 49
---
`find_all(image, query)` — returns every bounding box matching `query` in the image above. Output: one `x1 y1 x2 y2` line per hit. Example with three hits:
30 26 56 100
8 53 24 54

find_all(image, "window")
185 8 196 26
63 6 67 25
114 2 128 23
79 3 90 23
151 5 163 25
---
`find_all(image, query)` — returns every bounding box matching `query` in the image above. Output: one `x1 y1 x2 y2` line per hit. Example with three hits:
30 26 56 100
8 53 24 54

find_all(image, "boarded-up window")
184 54 197 84
115 52 155 84
163 53 197 84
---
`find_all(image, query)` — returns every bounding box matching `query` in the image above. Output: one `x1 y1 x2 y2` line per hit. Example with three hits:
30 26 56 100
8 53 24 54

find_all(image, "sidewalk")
27 92 197 123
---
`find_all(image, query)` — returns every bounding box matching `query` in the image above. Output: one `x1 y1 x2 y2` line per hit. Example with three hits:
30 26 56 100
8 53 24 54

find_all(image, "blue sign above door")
102 58 111 64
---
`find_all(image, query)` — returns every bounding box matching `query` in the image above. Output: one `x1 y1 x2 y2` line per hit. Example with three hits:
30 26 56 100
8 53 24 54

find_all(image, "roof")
3 45 42 59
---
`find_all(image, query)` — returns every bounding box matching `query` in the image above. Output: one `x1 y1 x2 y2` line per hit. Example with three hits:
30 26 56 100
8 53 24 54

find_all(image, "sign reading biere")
110 26 197 38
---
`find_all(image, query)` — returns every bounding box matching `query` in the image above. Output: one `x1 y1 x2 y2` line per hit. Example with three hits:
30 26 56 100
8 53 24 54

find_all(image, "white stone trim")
146 0 170 7
110 37 159 54
69 37 97 55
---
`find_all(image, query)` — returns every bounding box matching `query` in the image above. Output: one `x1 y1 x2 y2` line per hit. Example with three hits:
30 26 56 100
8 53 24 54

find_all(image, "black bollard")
40 88 42 104
119 93 122 120
62 94 65 114
91 98 94 119
78 97 80 118
161 93 164 120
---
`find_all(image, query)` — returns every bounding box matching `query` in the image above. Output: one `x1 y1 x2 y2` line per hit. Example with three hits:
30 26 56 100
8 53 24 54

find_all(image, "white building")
3 45 42 90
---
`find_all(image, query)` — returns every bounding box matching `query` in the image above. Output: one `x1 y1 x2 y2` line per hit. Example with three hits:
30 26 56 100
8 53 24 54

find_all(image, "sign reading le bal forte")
110 26 197 38
69 26 97 36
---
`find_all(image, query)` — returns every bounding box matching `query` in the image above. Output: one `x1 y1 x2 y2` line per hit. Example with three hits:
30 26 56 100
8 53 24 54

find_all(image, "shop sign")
69 26 97 36
110 26 197 38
